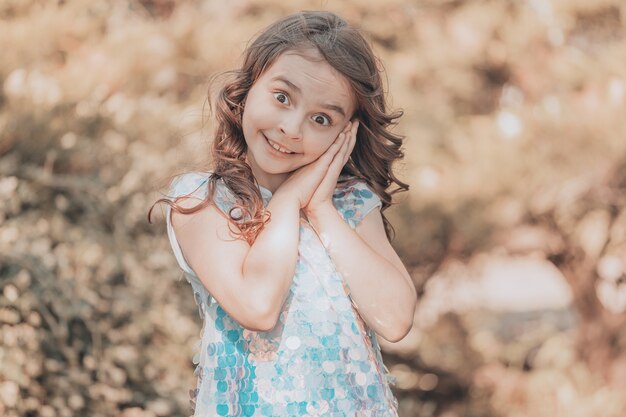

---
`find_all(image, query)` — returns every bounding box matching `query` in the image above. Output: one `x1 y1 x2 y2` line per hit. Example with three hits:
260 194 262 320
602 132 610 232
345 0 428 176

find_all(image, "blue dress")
166 171 399 417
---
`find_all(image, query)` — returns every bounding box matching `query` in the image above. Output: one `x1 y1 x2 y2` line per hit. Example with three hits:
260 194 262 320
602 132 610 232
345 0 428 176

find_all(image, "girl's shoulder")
164 171 234 278
168 171 212 199
167 170 236 213
333 175 382 228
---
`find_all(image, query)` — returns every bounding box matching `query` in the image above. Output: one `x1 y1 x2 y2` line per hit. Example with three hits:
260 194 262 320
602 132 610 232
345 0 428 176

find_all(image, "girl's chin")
256 159 308 177
252 154 290 173
260 163 297 175
249 143 312 175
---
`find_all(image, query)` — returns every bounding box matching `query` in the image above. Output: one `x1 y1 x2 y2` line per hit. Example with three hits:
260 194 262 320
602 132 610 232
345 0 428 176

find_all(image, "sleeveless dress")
165 171 399 417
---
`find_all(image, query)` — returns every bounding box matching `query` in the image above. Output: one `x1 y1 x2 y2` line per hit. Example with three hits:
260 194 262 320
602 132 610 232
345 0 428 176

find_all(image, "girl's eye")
313 114 332 126
273 92 289 105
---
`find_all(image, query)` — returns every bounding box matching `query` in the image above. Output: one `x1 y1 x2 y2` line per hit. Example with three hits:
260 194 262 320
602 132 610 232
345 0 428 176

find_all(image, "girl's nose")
278 113 303 141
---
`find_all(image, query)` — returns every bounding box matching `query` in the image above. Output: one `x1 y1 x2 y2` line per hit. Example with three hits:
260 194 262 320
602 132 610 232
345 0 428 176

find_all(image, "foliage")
1 0 625 416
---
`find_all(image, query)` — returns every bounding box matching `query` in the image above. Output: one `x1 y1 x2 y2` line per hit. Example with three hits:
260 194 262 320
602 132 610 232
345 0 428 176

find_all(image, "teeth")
268 138 294 154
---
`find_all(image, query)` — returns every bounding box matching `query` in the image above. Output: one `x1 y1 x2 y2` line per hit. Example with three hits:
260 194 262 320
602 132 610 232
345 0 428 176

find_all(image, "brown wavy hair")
150 11 408 243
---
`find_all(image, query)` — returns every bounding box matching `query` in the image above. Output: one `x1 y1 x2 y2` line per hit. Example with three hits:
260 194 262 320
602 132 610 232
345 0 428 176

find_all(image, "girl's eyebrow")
270 75 347 118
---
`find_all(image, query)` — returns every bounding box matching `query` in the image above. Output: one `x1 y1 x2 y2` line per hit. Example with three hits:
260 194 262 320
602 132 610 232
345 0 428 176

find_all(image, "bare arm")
171 132 347 331
171 190 300 331
301 120 416 343
307 205 416 343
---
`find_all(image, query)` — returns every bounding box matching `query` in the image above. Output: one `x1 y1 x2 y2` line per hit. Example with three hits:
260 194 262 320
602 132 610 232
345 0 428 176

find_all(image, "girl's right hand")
275 128 350 209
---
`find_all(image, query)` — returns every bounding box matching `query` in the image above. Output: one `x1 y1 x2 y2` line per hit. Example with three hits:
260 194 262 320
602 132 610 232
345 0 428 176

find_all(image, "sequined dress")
165 171 399 417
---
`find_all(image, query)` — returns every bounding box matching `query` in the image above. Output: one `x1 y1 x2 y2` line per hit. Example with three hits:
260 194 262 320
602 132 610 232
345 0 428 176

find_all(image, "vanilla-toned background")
1 1 625 416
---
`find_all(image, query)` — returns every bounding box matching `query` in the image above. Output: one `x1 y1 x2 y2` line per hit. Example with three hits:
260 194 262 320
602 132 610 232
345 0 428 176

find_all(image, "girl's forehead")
260 51 355 113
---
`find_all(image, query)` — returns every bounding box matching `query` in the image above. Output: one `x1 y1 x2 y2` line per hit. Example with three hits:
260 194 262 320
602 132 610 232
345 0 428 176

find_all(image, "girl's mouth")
264 134 297 156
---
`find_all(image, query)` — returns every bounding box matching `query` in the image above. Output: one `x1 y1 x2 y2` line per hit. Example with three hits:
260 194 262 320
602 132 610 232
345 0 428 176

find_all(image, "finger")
345 136 355 165
319 152 345 194
316 132 345 168
336 135 349 165
342 128 352 154
328 132 350 174
315 131 353 195
296 134 343 179
315 127 350 171
311 141 345 197
334 131 348 151
347 122 358 162
344 134 356 165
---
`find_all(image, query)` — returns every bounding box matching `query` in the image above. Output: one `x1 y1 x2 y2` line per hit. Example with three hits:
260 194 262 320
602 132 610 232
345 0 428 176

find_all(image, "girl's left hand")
305 120 359 217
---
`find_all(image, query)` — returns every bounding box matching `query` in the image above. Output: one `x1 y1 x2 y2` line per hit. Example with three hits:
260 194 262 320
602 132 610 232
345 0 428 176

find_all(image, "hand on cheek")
278 120 356 209
344 120 358 164
305 120 359 216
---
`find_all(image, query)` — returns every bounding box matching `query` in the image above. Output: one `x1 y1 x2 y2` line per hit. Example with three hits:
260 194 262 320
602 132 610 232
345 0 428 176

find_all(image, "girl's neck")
245 154 287 194
255 173 286 195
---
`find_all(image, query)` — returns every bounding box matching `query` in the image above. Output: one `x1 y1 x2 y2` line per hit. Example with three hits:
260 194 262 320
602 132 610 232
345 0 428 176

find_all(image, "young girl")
152 10 416 417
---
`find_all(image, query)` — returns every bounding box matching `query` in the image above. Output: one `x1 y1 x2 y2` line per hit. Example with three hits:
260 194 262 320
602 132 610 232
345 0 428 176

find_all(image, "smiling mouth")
264 135 297 155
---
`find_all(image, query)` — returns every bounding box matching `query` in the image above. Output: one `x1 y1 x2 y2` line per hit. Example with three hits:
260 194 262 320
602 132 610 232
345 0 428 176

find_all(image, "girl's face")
241 49 356 193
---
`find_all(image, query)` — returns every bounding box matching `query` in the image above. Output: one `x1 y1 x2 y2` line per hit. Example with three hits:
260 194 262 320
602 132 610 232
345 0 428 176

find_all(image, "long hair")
150 11 408 243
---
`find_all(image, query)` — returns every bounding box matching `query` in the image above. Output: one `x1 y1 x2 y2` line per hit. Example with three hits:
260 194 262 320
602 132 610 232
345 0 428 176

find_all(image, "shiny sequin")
285 336 301 350
166 172 398 416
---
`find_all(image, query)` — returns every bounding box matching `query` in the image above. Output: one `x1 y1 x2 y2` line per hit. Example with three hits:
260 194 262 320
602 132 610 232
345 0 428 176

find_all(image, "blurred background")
1 0 625 416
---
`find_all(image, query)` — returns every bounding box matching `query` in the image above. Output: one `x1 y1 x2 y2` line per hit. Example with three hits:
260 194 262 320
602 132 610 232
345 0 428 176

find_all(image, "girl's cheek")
309 136 335 157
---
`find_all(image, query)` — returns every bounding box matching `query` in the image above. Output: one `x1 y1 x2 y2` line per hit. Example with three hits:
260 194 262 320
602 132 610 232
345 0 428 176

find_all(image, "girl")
152 10 416 417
